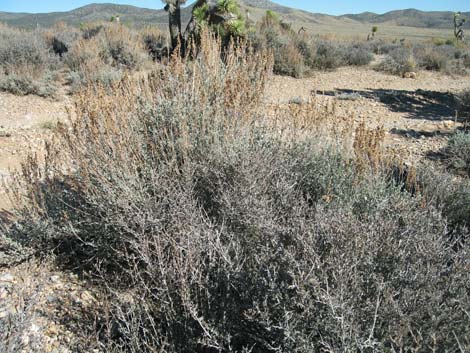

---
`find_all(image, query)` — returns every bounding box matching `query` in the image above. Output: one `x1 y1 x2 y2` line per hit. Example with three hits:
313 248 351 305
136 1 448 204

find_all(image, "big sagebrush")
5 32 470 353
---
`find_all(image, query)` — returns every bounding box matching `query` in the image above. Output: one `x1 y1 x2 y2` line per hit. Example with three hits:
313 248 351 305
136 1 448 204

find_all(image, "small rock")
46 323 59 336
49 275 60 283
0 273 15 283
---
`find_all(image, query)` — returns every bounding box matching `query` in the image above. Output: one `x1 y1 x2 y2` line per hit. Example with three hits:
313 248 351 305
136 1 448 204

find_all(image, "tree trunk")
168 3 183 52
184 0 208 43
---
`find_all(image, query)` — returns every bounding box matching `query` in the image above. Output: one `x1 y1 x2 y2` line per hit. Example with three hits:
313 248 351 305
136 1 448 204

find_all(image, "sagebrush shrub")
64 24 150 90
343 44 374 66
376 47 416 76
0 24 59 96
464 53 470 68
6 32 469 353
415 45 449 71
0 73 57 97
142 28 168 61
441 131 470 176
312 40 344 70
457 88 470 122
0 24 51 74
273 40 306 77
100 25 146 69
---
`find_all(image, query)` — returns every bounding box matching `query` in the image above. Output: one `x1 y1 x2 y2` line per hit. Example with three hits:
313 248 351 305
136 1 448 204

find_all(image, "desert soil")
0 65 469 351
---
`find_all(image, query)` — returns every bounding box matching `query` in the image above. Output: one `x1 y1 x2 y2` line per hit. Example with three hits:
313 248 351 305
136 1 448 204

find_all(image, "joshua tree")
185 0 245 45
162 0 187 51
368 26 378 40
454 12 466 41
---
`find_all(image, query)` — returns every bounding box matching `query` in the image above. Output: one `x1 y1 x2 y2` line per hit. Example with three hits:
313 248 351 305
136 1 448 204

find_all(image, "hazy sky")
0 0 469 15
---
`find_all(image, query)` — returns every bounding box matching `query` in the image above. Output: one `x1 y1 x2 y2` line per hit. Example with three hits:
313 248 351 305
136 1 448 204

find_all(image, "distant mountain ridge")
0 1 468 32
341 9 470 29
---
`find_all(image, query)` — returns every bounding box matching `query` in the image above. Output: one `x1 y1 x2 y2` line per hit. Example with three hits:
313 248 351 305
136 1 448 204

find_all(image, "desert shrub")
65 67 122 92
440 132 470 176
142 28 168 61
0 73 57 97
342 43 374 66
367 40 401 55
295 37 316 67
415 46 449 71
418 166 470 230
42 23 81 58
0 24 53 75
273 41 306 77
457 88 470 122
464 53 470 68
99 25 146 69
376 47 416 76
311 40 344 70
6 33 469 353
80 23 104 39
64 24 148 90
252 15 308 77
0 24 60 97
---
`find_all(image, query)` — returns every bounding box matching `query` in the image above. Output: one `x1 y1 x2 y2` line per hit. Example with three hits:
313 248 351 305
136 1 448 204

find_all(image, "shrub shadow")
321 88 459 122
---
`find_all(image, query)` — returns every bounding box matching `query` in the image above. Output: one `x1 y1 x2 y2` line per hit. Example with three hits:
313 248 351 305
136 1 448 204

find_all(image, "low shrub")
65 67 122 92
0 73 57 97
312 40 344 70
376 47 416 76
273 40 306 77
6 33 469 353
142 28 168 61
252 14 373 77
464 53 470 68
80 23 104 40
367 40 401 55
457 88 470 123
342 44 374 66
0 24 51 74
415 46 449 71
64 24 149 90
100 25 146 69
0 24 60 97
441 132 470 176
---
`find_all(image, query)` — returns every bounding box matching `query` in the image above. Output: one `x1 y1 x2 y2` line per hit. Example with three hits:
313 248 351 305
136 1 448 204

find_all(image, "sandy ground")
0 93 71 210
264 66 468 163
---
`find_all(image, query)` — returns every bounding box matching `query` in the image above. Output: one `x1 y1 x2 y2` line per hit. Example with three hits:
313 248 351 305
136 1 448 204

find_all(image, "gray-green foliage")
7 42 469 352
441 131 470 176
0 73 57 97
457 88 470 121
376 47 416 75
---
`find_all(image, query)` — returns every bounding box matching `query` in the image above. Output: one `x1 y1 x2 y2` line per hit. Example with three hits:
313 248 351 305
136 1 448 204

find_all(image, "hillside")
342 9 470 29
0 1 466 40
